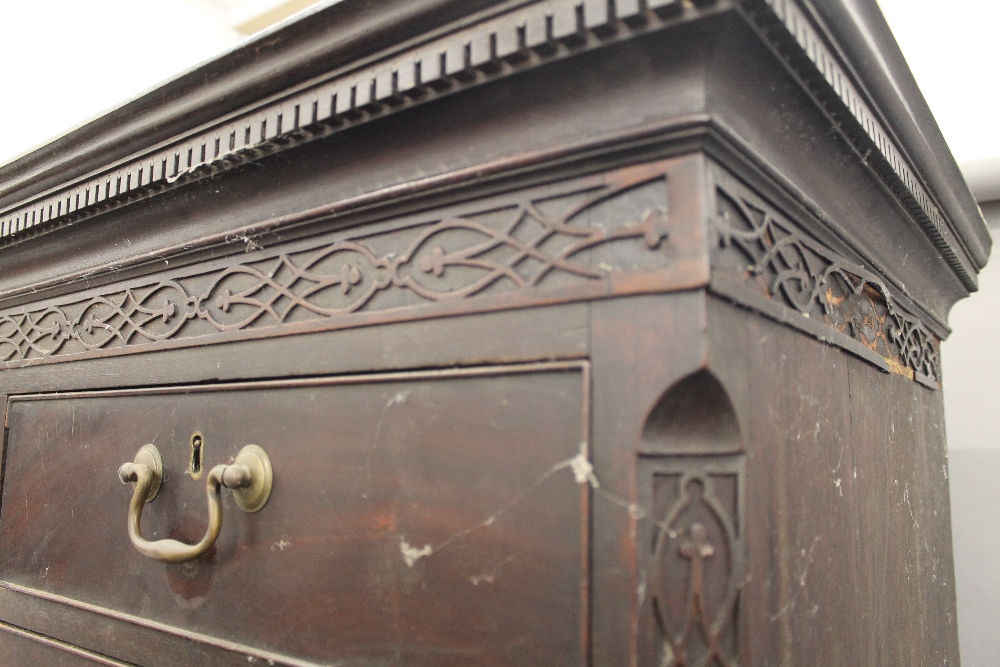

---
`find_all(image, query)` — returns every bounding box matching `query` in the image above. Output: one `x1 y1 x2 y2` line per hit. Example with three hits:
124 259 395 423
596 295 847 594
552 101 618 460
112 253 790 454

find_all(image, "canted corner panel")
638 371 745 667
0 160 700 367
707 165 941 388
0 0 727 246
639 457 745 667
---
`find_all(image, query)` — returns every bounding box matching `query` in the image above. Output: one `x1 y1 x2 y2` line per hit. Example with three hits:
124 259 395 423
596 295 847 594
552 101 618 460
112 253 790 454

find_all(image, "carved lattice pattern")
0 166 671 363
647 471 742 667
710 176 940 384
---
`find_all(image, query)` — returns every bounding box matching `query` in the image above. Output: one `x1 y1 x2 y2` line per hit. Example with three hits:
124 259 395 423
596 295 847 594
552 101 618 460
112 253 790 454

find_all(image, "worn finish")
708 165 941 386
0 623 128 667
848 357 958 664
0 159 702 367
0 0 985 665
707 297 866 664
2 366 589 665
119 444 273 563
590 293 709 667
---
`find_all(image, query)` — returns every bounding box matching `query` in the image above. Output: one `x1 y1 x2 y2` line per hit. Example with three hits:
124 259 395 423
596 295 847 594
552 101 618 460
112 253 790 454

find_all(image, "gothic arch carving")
638 370 746 667
641 371 742 455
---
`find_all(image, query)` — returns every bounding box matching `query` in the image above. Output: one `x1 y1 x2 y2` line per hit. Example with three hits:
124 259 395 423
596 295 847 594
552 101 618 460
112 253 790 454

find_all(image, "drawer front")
0 623 126 666
0 363 589 666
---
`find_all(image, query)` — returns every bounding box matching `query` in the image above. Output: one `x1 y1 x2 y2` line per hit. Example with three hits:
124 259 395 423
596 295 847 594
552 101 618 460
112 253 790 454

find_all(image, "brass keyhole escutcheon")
189 432 204 479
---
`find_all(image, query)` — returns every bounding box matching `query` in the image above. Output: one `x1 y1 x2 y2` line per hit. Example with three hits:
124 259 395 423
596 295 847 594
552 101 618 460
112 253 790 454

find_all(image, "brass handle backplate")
118 443 273 564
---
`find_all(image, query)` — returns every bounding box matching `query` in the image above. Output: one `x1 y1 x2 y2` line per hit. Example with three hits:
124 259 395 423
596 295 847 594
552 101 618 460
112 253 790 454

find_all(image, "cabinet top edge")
0 0 988 287
0 0 515 204
814 0 991 276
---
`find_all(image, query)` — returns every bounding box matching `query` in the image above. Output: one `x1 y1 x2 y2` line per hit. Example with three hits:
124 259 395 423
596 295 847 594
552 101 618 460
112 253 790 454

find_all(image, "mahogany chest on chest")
0 1 988 665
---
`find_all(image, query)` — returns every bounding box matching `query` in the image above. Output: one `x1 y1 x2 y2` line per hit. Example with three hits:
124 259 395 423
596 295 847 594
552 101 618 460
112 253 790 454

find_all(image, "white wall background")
0 0 328 164
943 210 1000 452
877 1 1000 165
940 204 998 667
0 1 243 164
878 4 1000 664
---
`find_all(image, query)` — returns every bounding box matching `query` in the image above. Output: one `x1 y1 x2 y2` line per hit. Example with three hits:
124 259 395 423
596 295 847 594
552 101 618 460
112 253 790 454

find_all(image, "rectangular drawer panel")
0 622 126 666
0 363 589 665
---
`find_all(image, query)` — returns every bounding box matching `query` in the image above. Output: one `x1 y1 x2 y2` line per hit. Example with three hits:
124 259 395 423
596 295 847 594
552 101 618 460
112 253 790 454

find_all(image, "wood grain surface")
2 365 589 666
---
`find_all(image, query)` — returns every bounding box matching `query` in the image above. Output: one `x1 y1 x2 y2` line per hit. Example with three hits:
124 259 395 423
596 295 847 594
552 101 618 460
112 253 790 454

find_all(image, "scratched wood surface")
1 367 588 666
705 296 960 664
0 625 123 667
0 0 983 664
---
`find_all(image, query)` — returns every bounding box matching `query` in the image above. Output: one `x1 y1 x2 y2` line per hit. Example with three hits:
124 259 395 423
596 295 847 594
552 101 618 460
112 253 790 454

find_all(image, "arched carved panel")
639 371 745 667
641 371 742 456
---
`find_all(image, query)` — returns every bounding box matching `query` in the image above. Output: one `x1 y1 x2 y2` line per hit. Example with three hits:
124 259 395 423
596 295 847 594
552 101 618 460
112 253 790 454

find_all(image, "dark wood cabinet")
4 367 590 665
0 1 988 665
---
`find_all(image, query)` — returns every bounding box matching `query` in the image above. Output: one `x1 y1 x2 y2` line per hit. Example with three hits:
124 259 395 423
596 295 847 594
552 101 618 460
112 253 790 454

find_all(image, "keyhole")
190 433 204 479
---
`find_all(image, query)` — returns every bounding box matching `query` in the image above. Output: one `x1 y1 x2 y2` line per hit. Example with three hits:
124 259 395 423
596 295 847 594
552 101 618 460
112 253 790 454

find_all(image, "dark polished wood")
3 366 589 665
0 0 987 665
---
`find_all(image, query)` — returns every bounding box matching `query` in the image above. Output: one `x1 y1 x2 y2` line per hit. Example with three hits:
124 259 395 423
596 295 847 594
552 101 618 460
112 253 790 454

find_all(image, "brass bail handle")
118 443 273 564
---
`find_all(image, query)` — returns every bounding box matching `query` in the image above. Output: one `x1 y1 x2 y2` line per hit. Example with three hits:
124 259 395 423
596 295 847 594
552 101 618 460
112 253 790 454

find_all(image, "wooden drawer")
0 362 590 666
0 622 127 666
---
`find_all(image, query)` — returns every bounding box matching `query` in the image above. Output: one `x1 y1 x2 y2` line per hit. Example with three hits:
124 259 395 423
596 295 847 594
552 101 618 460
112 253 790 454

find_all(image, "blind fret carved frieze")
644 466 743 667
0 164 676 365
708 168 941 387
